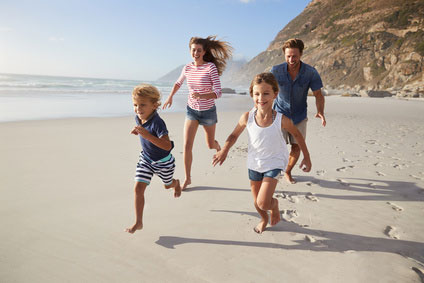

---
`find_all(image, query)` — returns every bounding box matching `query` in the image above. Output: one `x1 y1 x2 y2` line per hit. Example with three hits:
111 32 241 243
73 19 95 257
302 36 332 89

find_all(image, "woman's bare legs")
203 124 221 151
183 119 199 190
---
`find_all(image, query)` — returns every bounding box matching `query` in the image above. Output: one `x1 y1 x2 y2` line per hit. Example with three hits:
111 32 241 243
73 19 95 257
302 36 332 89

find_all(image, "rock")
221 88 236 94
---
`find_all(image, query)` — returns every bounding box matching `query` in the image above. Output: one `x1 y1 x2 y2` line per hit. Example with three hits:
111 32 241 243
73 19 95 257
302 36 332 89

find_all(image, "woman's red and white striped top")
175 62 222 111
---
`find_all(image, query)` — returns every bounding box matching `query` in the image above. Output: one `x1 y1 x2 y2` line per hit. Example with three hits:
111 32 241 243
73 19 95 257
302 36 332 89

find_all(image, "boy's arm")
132 126 173 151
212 112 248 166
281 116 312 172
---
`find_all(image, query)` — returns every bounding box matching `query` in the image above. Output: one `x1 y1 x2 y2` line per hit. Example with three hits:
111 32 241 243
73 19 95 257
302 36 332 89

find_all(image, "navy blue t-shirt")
135 111 173 161
271 62 323 124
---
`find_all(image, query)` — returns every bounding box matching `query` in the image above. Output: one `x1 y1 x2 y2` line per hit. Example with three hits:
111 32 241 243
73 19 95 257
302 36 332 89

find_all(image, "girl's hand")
299 157 312 172
162 96 173 109
212 150 228 166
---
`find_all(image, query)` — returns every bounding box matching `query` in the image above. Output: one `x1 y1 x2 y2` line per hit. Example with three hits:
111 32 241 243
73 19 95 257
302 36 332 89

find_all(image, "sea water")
0 73 248 122
0 73 188 122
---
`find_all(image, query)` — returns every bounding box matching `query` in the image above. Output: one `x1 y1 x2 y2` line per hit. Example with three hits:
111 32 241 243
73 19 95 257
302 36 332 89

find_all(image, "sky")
0 0 310 81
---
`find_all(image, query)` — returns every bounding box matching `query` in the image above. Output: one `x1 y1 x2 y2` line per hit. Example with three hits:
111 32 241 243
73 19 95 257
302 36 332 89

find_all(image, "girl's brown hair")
189 36 233 76
249 73 279 97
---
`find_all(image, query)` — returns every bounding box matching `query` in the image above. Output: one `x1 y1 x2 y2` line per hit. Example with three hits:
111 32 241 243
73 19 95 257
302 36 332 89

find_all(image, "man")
271 38 326 184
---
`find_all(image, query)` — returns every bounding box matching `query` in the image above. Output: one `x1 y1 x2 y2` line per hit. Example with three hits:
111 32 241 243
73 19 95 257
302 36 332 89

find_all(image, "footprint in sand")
384 226 400 239
336 165 355 172
336 178 350 186
387 202 403 212
316 169 326 176
305 235 317 243
275 192 300 203
365 139 377 145
376 171 386 176
342 158 351 163
281 209 299 223
410 174 424 181
305 192 319 202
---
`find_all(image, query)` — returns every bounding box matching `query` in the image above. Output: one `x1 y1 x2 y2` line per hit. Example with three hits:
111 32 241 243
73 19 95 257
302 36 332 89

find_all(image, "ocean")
0 73 249 122
0 73 190 122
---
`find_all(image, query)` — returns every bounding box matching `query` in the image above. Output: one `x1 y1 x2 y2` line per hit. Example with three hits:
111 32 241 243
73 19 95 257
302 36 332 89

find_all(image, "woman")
163 36 232 190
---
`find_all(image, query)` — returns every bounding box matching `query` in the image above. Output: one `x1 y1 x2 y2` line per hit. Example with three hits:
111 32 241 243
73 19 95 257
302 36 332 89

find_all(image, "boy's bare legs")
203 124 221 151
285 144 300 184
183 119 199 190
126 182 147 234
165 179 181 198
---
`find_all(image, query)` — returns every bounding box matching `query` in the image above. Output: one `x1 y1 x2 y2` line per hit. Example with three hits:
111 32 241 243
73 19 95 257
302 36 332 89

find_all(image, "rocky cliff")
231 0 424 96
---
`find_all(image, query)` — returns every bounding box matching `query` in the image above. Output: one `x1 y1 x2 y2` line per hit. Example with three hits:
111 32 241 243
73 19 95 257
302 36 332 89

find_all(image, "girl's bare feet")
174 179 181 197
253 220 268 234
182 177 191 191
125 222 143 234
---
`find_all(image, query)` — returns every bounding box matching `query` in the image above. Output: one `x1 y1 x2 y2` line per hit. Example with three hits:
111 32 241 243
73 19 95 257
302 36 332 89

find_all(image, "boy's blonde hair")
249 72 279 97
132 84 161 106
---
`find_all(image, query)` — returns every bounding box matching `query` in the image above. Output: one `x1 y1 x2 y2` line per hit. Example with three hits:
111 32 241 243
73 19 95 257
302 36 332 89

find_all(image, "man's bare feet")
174 179 181 198
125 222 143 234
182 178 191 190
284 172 296 184
270 199 281 226
215 140 221 152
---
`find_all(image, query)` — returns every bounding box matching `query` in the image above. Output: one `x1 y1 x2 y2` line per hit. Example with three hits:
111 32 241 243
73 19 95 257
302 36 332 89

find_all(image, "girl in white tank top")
212 73 311 234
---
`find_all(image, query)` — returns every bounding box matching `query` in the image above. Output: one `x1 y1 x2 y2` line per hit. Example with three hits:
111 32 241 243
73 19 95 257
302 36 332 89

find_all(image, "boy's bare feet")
270 199 281 226
182 178 191 191
174 179 181 198
284 172 296 184
125 222 143 234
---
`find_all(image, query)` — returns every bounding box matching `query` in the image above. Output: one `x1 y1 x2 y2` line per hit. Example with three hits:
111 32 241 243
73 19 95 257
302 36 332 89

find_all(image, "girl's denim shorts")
248 168 282 181
186 105 218 126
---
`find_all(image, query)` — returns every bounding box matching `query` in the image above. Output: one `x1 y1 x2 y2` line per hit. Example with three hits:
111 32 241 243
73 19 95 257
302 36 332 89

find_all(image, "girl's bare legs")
203 124 221 151
251 177 281 233
183 119 199 190
251 180 269 233
126 182 147 234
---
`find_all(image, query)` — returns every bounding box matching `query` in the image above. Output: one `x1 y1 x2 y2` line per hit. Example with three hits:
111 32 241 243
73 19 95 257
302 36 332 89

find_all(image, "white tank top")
246 108 289 172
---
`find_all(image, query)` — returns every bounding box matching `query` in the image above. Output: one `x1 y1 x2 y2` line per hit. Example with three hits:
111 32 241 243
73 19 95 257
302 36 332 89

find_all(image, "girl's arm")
132 126 173 151
212 112 248 166
191 91 219 100
281 116 312 172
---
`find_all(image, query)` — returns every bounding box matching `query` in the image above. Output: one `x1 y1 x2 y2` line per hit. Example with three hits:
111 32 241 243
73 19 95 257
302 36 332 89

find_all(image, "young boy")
126 84 181 234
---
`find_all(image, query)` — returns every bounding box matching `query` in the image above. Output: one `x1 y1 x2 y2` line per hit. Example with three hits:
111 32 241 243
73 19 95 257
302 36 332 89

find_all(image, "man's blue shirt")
135 111 173 161
271 62 323 124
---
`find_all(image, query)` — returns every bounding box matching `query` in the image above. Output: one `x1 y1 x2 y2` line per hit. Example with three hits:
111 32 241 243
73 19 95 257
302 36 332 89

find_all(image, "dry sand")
1 96 423 282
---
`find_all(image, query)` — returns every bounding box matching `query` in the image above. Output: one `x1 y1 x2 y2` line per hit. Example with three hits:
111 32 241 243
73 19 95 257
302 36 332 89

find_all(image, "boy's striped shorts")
135 152 175 186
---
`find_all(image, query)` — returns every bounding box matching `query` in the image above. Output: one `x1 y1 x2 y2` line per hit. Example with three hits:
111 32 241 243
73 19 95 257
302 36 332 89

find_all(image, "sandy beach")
1 96 423 282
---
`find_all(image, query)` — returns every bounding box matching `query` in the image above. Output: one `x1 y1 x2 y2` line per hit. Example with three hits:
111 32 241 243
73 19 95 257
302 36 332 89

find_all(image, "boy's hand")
131 126 147 136
299 157 312 172
212 150 228 166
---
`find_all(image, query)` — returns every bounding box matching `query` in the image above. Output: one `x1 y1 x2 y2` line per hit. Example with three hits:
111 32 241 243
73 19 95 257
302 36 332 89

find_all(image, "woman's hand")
162 96 173 109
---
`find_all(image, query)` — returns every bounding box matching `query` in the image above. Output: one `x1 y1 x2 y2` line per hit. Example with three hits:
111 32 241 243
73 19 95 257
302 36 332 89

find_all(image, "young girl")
126 84 181 234
212 73 311 234
163 36 233 190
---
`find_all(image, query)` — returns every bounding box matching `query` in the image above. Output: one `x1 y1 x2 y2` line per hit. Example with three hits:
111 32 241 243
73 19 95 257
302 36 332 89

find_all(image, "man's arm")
313 89 326 127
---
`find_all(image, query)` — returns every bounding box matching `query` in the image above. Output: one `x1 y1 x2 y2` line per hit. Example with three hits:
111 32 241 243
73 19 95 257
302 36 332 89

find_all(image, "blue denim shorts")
248 168 282 181
186 105 218 126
